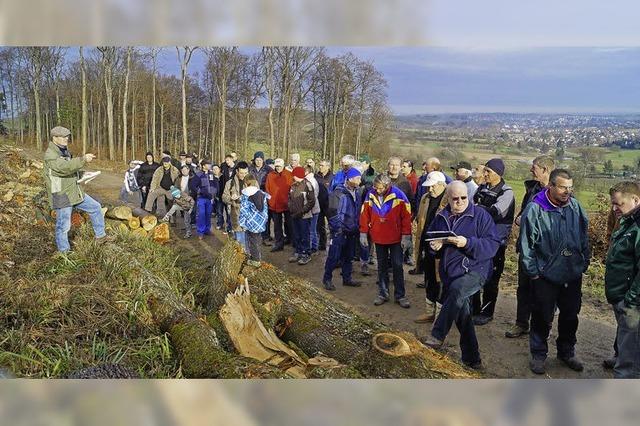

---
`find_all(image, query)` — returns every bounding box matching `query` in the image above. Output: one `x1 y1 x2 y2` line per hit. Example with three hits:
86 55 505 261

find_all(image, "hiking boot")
96 235 116 245
288 253 300 263
247 259 262 268
270 245 284 252
463 360 484 371
472 315 493 326
395 297 411 309
373 295 389 306
505 324 529 338
343 280 361 287
323 280 336 291
529 358 546 375
297 254 311 265
408 268 423 275
603 356 617 370
360 263 371 276
414 303 437 323
421 335 443 349
558 356 584 372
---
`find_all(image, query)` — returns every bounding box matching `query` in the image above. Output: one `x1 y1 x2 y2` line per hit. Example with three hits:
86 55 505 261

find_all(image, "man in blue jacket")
519 169 590 375
190 159 217 239
422 181 500 369
322 167 362 291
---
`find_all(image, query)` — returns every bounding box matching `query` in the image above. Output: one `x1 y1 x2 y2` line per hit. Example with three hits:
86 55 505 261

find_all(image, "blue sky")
155 46 640 114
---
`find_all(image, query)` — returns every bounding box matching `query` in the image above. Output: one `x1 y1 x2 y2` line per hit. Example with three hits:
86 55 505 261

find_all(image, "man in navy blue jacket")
190 159 217 239
421 181 500 369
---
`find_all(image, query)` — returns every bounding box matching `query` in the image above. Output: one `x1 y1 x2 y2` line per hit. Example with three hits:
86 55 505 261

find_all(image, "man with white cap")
413 171 448 323
265 158 293 251
44 126 112 253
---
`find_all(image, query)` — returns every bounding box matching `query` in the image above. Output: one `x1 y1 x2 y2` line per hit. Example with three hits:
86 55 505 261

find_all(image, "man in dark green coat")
44 126 111 253
606 180 640 378
519 169 590 375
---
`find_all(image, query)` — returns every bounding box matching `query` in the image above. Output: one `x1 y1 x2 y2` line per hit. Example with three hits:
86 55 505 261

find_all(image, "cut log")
105 205 133 220
207 241 476 379
141 215 157 231
128 216 140 230
219 280 307 378
152 222 170 243
131 228 147 238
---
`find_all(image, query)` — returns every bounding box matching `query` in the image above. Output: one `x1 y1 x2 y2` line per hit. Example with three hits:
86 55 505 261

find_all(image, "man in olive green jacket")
44 126 111 253
606 180 640 378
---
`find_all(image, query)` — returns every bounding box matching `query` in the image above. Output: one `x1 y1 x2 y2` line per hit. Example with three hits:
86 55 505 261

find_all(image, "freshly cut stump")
153 223 170 244
128 216 140 230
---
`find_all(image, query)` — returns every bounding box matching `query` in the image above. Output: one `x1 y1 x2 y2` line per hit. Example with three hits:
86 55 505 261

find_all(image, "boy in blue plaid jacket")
239 175 270 266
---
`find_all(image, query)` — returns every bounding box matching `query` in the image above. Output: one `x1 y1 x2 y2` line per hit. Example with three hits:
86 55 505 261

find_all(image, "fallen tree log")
105 205 133 220
141 215 157 231
207 240 246 311
207 241 476 379
114 250 288 379
128 216 140 230
152 222 170 243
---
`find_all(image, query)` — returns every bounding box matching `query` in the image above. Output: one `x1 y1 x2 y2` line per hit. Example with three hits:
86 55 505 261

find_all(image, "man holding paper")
421 181 500 370
44 126 112 253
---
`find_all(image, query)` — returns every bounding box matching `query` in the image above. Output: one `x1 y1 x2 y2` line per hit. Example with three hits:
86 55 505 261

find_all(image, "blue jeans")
323 232 357 283
613 301 640 378
293 217 311 256
196 197 212 236
432 272 484 365
55 194 106 252
375 243 405 299
310 213 319 251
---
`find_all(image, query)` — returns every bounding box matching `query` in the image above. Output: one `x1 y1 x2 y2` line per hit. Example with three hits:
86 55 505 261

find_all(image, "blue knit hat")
485 158 505 177
345 167 362 180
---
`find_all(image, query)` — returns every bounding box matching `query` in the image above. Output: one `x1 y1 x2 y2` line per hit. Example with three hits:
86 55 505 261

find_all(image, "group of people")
44 123 639 378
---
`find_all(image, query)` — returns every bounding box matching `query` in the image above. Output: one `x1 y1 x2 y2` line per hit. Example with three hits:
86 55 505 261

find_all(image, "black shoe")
323 280 336 291
408 268 423 275
343 280 361 287
472 315 493 326
602 357 617 370
318 246 326 251
558 356 584 372
463 360 484 371
529 358 546 375
270 245 284 252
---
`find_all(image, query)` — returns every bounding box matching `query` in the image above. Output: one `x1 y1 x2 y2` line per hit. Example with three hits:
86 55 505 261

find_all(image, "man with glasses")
44 126 113 253
421 181 500 370
520 169 590 375
471 158 515 326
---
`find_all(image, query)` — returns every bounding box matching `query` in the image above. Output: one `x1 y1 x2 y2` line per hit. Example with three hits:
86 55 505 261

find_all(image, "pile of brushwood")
0 143 476 378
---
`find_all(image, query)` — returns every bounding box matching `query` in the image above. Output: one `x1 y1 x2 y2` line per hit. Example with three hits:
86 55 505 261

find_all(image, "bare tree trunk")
177 46 198 153
131 92 136 160
105 70 115 160
144 101 149 152
151 59 157 155
198 109 202 157
122 47 132 163
80 47 88 155
33 82 42 150
160 103 164 151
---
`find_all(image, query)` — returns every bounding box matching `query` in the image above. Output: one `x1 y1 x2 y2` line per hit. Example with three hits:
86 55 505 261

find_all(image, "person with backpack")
287 167 316 265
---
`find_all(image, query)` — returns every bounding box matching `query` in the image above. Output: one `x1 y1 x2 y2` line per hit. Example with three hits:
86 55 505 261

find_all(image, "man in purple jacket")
421 181 501 369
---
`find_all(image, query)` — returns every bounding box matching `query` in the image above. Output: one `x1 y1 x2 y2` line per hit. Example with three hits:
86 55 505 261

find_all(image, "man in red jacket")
360 173 412 308
265 158 293 252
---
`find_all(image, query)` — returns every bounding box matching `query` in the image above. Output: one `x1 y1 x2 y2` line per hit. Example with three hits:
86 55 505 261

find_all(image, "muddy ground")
82 163 616 379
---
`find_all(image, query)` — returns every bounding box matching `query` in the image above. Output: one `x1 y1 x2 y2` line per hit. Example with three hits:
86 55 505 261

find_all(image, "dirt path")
86 166 617 379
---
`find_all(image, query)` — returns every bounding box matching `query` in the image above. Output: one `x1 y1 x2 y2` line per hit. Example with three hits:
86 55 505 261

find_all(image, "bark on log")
207 240 246 311
207 241 476 379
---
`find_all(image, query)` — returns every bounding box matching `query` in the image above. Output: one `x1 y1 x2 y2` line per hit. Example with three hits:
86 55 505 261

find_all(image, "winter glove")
359 233 369 248
401 235 412 252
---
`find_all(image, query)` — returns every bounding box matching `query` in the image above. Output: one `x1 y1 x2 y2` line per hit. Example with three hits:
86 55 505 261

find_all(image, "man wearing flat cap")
44 126 112 253
452 160 478 199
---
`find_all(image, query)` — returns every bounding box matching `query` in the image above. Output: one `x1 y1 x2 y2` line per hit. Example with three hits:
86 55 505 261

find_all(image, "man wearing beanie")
249 151 271 244
323 167 363 290
287 166 316 265
472 158 515 326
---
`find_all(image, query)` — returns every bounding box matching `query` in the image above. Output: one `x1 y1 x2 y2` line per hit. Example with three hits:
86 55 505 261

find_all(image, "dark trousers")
246 231 262 261
262 210 272 241
432 272 484 365
323 233 357 284
515 259 533 328
612 301 640 378
271 210 287 249
530 277 582 361
423 253 441 304
317 209 328 250
375 243 405 300
292 217 311 256
140 187 149 209
284 210 293 243
473 244 506 317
